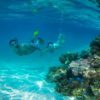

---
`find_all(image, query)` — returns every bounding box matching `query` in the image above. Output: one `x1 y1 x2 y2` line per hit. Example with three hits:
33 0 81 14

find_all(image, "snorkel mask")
9 38 19 48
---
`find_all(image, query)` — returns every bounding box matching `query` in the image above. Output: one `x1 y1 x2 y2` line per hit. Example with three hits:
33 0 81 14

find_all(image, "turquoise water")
0 0 100 100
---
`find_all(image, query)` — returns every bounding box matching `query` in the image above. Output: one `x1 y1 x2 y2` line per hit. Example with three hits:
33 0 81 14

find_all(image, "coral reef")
46 35 100 99
90 35 100 56
46 66 67 83
79 50 90 59
59 52 79 65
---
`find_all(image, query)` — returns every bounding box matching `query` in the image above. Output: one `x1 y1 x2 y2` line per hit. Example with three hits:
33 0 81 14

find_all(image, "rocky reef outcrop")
46 35 100 99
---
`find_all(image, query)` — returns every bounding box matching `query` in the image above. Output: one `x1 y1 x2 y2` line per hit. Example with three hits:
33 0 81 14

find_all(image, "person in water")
9 32 64 56
45 33 65 53
9 31 44 56
9 37 44 56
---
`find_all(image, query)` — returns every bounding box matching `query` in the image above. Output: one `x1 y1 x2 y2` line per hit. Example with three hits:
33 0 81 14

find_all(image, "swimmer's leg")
53 33 65 48
57 33 65 45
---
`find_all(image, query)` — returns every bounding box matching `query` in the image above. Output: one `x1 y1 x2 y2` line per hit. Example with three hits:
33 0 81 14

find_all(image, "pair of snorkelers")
9 31 65 56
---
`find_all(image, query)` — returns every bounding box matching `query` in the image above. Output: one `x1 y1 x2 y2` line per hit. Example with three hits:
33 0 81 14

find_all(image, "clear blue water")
0 0 100 99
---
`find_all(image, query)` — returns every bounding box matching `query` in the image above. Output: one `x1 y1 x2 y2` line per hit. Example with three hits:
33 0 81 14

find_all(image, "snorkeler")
9 32 64 56
44 33 65 53
9 31 44 56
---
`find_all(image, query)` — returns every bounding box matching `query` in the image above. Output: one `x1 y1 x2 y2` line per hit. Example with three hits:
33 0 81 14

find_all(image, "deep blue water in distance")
0 0 100 100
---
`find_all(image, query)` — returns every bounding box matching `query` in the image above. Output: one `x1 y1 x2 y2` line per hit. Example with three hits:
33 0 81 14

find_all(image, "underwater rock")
90 35 100 56
59 53 79 65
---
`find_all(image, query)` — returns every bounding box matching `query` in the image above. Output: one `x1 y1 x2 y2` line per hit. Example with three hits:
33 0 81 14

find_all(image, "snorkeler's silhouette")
44 34 65 53
9 37 43 56
9 34 64 56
